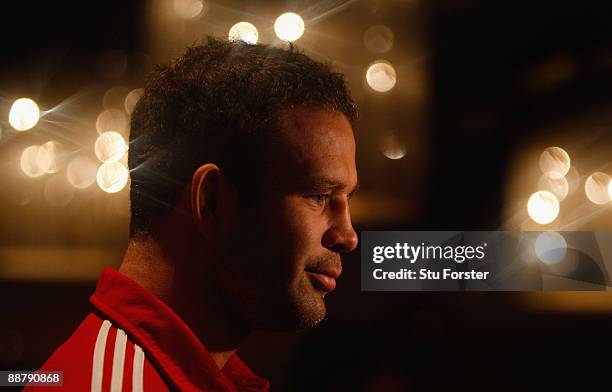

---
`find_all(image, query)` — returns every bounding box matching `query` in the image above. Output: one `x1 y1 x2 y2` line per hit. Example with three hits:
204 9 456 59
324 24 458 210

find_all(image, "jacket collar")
90 267 269 392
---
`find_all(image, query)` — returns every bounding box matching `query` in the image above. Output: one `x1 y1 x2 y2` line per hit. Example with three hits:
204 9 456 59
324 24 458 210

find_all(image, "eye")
306 194 330 206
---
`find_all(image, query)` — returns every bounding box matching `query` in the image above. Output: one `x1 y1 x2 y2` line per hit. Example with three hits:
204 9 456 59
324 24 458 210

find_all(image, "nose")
322 198 358 253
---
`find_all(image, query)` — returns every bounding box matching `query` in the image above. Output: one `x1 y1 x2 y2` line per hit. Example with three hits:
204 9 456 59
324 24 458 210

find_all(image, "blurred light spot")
526 53 574 92
41 141 62 173
565 166 580 196
527 190 559 225
44 174 74 207
366 61 397 92
96 109 127 135
174 0 205 19
95 131 127 163
585 172 611 205
274 12 305 42
539 146 570 179
66 156 98 189
608 179 612 201
9 98 40 131
8 186 32 206
538 175 569 201
535 232 567 265
97 51 128 79
103 86 130 110
124 88 144 115
229 22 259 44
379 131 406 159
97 162 129 193
20 145 51 177
363 25 394 54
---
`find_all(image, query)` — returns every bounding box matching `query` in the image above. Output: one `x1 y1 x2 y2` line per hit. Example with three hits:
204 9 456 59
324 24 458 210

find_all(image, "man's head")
129 37 358 330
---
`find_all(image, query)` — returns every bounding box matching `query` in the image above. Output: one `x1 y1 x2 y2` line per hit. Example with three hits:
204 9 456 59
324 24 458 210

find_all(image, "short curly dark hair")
128 37 357 237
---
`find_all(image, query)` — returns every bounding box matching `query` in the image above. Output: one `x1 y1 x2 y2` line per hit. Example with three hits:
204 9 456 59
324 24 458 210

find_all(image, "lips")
305 266 341 292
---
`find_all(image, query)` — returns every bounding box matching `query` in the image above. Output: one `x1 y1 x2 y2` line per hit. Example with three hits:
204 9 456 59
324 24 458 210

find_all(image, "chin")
292 282 328 329
296 311 326 329
255 305 326 331
247 275 330 331
262 287 328 331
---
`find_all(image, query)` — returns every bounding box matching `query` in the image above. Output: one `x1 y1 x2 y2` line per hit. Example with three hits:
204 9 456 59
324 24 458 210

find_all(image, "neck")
119 231 248 369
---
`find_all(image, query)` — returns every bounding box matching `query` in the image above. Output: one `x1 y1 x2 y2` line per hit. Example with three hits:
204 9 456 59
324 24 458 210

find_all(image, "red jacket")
24 268 270 392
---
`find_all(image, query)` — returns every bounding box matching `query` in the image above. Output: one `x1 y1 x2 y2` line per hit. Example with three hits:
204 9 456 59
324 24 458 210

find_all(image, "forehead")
265 108 357 189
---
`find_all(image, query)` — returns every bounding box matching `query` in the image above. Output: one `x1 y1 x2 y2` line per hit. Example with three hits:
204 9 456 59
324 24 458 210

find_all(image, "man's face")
217 108 359 330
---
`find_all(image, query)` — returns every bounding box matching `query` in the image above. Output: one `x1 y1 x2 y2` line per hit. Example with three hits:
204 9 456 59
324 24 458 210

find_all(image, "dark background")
3 1 612 390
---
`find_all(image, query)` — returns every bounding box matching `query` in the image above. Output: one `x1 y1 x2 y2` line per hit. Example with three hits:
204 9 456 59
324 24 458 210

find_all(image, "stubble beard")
290 271 328 329
219 265 328 331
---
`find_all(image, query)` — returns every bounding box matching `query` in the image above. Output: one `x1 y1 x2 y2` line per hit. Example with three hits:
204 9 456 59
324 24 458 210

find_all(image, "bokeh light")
539 146 570 179
41 141 62 174
174 0 205 19
366 61 397 92
363 25 394 54
565 166 581 196
274 12 305 42
20 145 52 177
124 88 144 115
527 190 560 224
96 109 127 135
8 186 31 207
97 51 128 79
537 175 569 201
97 162 129 193
535 231 567 265
44 174 75 207
379 131 406 159
103 86 130 109
585 172 611 205
9 98 40 131
229 22 259 44
66 156 98 189
95 131 127 163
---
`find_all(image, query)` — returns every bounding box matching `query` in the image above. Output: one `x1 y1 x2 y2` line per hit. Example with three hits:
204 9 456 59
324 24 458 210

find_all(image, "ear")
191 163 227 239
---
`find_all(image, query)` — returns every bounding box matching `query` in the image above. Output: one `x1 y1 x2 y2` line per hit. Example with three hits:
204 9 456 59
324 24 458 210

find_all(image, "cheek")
258 197 326 268
281 198 326 249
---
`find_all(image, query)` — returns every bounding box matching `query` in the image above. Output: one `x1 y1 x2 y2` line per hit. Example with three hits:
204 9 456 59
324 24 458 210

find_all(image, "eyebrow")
309 176 360 196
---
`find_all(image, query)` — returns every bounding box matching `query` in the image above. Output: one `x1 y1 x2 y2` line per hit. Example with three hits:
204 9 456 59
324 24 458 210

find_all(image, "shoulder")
23 313 169 392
